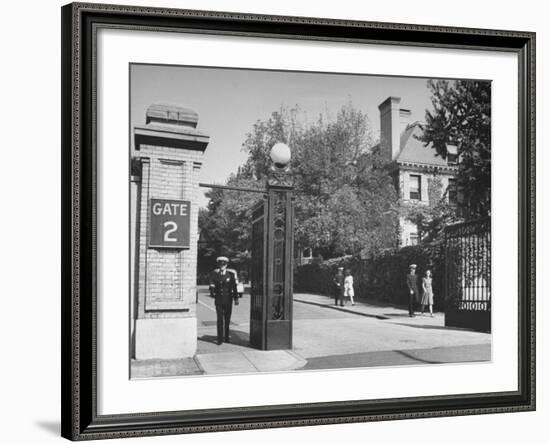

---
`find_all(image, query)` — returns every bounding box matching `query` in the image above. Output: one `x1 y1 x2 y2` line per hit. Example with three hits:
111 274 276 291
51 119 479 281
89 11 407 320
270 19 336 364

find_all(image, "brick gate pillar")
132 103 209 359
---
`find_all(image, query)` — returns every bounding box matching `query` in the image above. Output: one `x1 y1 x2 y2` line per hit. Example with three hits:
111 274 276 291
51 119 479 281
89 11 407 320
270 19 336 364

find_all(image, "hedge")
294 243 445 311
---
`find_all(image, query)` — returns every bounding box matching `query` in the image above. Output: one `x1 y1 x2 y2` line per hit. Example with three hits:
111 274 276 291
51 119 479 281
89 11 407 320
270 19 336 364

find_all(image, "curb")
193 355 206 374
294 298 390 320
285 349 308 370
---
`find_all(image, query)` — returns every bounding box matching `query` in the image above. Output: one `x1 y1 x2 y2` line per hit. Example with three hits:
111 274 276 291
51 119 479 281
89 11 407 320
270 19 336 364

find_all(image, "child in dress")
344 269 355 306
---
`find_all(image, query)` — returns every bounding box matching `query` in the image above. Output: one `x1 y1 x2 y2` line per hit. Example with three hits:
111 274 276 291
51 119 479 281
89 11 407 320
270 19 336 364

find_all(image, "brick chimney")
378 96 411 161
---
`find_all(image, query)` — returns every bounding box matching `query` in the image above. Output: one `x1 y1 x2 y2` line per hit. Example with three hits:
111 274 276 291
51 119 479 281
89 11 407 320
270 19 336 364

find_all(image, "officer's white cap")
409 264 417 268
216 256 229 262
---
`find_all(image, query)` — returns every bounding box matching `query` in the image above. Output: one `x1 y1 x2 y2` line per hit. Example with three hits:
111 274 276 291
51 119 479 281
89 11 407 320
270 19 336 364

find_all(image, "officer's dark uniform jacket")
210 269 238 305
406 273 419 301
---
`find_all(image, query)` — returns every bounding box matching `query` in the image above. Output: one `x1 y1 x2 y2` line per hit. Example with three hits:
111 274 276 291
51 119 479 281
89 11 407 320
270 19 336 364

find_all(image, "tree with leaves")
199 102 400 263
418 79 491 217
403 176 460 244
197 174 262 279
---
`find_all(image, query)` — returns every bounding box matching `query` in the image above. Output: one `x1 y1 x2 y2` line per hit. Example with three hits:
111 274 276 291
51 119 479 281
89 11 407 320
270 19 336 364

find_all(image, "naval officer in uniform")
406 263 420 317
209 256 239 345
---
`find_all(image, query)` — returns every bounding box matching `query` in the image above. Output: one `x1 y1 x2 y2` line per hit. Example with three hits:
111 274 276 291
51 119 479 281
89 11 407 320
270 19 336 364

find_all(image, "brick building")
377 96 458 247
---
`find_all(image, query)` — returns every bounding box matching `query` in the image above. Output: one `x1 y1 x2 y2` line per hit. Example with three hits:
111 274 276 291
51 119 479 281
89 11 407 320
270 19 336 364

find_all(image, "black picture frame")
61 2 536 440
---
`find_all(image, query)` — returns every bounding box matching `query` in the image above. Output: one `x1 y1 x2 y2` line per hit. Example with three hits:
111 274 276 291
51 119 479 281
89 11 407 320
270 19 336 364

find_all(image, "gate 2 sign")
149 198 190 249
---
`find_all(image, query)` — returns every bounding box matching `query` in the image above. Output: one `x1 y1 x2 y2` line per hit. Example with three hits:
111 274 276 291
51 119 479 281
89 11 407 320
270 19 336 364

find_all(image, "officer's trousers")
408 292 417 316
215 303 232 341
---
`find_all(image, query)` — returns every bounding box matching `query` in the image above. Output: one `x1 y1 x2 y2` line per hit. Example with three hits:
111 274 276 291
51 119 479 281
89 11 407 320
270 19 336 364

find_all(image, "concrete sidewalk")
294 292 444 325
132 291 489 379
195 349 306 374
131 349 307 378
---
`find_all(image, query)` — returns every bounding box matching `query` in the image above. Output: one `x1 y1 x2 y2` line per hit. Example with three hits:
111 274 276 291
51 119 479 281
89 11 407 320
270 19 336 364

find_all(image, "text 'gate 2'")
149 198 190 249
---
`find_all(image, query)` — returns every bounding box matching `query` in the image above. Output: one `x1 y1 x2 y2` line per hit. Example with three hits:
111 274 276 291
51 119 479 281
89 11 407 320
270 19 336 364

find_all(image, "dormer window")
447 144 458 165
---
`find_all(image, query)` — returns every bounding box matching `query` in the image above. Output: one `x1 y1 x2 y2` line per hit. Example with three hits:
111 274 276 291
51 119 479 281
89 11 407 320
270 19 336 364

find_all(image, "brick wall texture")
134 144 204 320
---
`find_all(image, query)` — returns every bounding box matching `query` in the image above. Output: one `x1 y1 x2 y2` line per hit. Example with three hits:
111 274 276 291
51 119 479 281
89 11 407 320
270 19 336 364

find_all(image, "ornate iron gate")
250 199 267 349
264 187 293 349
444 218 491 332
249 184 294 350
200 153 294 351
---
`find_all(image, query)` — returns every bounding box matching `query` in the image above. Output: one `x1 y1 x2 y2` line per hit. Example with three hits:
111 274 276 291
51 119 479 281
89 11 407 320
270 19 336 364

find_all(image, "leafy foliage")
294 242 445 310
199 103 400 262
418 79 491 217
403 176 461 243
197 174 261 273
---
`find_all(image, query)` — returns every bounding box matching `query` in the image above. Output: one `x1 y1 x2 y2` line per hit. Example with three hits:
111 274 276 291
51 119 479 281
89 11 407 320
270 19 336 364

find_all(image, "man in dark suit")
333 267 345 307
406 264 419 317
209 256 239 345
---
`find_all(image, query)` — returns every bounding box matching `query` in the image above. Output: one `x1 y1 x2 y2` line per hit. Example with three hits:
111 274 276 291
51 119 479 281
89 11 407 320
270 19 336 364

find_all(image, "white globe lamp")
270 142 291 169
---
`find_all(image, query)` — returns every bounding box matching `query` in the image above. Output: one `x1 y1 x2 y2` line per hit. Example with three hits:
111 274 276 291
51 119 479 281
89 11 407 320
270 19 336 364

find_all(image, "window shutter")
442 177 448 197
403 172 410 200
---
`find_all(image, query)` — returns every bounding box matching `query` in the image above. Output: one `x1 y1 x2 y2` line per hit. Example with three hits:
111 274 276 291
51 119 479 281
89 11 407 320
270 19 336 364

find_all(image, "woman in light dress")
420 269 434 317
344 269 355 306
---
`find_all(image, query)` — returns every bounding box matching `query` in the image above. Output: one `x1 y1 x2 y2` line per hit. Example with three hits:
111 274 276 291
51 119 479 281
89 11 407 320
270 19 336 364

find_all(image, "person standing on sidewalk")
333 267 345 307
344 268 355 306
406 264 419 317
420 269 434 317
210 256 239 345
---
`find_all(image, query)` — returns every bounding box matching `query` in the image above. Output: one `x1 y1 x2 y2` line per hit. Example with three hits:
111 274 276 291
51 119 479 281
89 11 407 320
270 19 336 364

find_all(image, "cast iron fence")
444 217 491 332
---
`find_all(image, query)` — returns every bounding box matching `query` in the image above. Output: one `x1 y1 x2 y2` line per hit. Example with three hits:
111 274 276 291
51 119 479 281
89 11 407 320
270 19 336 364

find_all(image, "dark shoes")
217 337 230 345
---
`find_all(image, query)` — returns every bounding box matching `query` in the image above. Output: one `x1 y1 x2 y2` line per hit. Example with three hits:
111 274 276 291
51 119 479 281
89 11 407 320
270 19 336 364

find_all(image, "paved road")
197 286 351 353
196 286 491 367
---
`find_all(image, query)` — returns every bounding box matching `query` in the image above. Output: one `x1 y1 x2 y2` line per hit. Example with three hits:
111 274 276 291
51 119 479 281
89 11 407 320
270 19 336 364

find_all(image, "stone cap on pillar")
134 103 210 152
146 103 199 128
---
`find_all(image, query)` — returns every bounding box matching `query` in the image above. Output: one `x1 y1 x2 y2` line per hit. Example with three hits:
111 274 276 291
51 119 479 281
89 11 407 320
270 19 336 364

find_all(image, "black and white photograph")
1 0 546 442
129 64 492 379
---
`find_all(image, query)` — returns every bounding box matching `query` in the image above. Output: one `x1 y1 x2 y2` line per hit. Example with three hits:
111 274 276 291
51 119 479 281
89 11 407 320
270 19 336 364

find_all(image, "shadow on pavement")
393 349 442 364
197 334 218 345
391 322 488 333
198 329 251 348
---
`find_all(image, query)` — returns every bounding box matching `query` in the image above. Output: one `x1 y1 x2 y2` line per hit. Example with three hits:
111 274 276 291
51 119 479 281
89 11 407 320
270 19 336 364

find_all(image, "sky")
130 64 436 207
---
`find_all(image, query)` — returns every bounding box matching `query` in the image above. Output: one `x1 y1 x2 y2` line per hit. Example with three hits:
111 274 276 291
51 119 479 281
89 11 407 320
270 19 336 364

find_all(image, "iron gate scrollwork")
249 199 267 349
444 218 491 332
249 185 294 350
270 191 287 321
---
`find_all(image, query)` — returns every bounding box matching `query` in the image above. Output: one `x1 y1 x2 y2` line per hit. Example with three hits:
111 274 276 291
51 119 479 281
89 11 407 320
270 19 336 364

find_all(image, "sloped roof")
396 123 449 167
